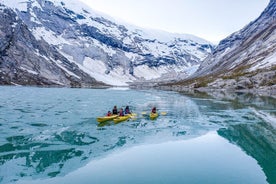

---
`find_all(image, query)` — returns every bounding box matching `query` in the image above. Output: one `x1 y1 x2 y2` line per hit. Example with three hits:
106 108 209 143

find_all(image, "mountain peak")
0 0 213 86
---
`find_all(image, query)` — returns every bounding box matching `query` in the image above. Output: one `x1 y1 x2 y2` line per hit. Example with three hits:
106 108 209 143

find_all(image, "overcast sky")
79 0 269 43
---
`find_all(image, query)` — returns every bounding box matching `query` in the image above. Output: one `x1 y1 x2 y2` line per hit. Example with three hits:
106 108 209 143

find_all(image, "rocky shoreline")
128 80 276 98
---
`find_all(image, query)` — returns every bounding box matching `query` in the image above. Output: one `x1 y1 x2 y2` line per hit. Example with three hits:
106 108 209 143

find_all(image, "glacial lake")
0 86 275 184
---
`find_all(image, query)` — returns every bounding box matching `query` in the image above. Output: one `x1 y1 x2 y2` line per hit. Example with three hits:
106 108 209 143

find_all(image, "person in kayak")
112 106 118 115
119 108 124 116
106 111 112 116
151 107 157 113
124 106 131 114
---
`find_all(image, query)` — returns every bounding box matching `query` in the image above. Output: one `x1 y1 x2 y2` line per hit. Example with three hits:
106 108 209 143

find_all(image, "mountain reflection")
0 133 86 183
182 90 276 183
182 90 276 112
218 122 276 184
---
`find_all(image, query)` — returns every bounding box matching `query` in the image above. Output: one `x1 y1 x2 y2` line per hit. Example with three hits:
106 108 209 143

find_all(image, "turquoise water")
0 86 275 184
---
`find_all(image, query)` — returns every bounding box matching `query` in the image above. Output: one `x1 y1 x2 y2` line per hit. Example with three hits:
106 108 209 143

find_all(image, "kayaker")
119 108 124 116
124 106 131 114
151 107 157 113
112 106 118 115
106 111 112 116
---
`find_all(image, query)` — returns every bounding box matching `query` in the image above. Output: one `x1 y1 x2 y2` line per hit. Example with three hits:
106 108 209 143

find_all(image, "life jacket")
113 109 118 114
119 111 124 116
125 108 130 114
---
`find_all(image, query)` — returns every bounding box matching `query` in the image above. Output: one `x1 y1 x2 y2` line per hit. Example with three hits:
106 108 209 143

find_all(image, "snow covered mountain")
176 0 276 91
0 0 213 87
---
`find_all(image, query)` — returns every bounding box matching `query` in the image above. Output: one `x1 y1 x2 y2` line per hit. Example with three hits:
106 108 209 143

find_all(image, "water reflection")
218 122 276 184
14 132 268 184
180 90 276 111
0 87 275 183
182 90 276 184
0 133 87 183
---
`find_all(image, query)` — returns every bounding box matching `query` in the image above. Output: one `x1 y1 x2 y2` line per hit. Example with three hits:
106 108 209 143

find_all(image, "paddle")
141 111 167 115
130 113 137 116
160 112 167 115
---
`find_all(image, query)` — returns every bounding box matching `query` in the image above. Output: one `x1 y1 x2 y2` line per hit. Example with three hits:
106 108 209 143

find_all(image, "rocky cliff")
0 6 105 87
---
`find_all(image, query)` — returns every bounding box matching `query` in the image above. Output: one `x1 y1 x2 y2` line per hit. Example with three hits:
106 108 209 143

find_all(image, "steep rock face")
0 6 105 87
185 0 276 90
1 0 213 86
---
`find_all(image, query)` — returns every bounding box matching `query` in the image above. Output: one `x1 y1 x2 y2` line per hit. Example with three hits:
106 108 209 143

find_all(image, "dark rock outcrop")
0 6 105 87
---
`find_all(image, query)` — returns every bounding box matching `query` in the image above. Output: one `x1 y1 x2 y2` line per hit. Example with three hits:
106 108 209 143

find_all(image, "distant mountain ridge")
167 0 276 91
0 0 213 87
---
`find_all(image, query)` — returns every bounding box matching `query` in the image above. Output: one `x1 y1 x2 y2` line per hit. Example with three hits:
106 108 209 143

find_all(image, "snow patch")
51 0 106 18
32 27 70 45
80 57 134 86
124 52 139 60
134 65 161 80
183 64 200 76
127 26 211 45
55 60 81 79
29 2 42 25
10 82 22 86
20 67 38 75
250 51 276 71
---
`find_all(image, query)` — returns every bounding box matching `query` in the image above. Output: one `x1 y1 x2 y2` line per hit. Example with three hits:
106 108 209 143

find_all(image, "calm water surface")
0 86 275 184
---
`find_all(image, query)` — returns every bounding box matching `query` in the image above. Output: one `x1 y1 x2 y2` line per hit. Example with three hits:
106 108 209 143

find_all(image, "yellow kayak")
113 115 131 123
113 113 136 123
150 112 158 120
97 115 118 123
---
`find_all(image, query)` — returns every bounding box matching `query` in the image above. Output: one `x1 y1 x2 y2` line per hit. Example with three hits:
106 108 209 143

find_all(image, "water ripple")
54 131 99 146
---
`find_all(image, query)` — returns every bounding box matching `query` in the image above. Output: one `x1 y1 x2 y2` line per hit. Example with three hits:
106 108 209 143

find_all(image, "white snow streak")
250 51 276 71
